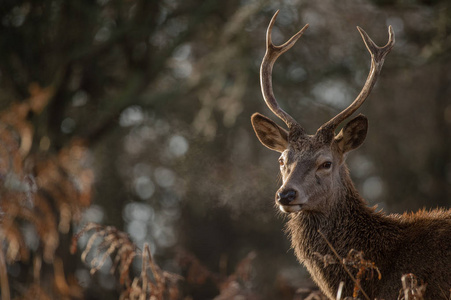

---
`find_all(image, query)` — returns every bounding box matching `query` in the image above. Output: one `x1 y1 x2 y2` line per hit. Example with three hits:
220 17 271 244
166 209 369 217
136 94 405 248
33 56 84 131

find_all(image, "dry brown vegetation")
0 91 447 300
71 223 182 300
0 88 259 299
0 89 255 299
71 223 262 300
0 87 91 299
313 244 430 300
0 90 258 298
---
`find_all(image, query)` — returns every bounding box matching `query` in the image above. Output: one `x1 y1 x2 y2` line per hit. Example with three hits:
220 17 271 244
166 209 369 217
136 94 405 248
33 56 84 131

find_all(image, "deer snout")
277 189 297 205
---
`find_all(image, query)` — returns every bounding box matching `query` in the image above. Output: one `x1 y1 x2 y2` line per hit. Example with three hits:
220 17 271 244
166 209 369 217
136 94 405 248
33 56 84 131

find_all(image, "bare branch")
317 230 371 300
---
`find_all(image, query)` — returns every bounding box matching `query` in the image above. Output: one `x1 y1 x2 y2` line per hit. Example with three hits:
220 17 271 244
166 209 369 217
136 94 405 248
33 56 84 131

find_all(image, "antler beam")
260 10 309 130
319 26 395 133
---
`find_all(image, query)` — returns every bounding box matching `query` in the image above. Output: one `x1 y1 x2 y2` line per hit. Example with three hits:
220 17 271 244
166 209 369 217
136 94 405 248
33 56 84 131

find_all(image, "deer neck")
285 169 400 299
286 167 398 264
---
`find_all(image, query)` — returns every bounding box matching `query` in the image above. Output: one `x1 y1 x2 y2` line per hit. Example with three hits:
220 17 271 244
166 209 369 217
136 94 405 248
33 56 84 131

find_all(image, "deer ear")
251 113 288 153
335 114 368 154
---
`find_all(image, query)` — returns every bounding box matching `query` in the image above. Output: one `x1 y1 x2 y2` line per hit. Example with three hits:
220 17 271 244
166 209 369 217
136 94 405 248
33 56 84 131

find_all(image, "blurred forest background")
0 0 450 299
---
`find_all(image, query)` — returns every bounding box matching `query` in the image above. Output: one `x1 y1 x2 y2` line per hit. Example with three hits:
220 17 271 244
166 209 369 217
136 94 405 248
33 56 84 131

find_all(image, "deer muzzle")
276 187 305 213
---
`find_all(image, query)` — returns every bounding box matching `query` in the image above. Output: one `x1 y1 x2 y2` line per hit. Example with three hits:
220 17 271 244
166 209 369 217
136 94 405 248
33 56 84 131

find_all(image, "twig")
336 281 344 300
0 245 10 300
141 243 149 298
317 230 370 300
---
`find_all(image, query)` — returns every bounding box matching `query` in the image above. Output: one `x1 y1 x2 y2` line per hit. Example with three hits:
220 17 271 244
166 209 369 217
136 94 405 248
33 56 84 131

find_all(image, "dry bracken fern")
72 222 182 300
0 86 93 298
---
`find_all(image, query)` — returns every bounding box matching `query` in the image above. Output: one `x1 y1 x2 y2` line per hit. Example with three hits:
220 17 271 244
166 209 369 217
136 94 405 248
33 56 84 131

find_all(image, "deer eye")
320 161 332 169
278 158 284 167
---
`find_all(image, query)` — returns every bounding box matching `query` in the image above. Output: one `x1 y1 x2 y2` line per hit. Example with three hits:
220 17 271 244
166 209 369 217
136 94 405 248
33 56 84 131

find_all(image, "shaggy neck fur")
286 167 401 299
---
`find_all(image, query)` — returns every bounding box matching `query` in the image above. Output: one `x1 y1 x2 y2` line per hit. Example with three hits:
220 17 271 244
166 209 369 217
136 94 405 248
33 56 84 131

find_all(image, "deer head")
251 11 394 214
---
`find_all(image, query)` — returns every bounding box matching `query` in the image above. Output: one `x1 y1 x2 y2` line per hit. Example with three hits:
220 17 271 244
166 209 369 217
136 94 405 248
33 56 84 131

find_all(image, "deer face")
252 113 368 213
277 143 339 213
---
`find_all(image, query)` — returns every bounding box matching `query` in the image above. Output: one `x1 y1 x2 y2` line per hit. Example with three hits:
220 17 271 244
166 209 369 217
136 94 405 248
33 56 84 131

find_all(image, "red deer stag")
251 11 451 300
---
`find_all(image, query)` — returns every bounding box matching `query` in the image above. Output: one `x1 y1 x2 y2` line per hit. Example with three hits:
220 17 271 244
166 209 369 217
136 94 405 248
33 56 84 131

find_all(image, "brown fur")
252 14 451 299
252 115 451 299
286 167 451 299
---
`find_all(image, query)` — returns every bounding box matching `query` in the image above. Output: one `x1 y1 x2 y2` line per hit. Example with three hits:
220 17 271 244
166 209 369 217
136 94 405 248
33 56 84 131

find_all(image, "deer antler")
260 10 309 130
318 25 395 135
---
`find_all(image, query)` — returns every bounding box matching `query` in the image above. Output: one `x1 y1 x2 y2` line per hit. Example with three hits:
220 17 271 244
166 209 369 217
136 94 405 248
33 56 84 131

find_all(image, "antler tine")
319 25 395 134
261 10 309 129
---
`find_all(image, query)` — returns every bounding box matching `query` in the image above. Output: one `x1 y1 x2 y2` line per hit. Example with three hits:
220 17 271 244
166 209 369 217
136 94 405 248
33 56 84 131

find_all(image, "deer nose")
277 189 297 205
